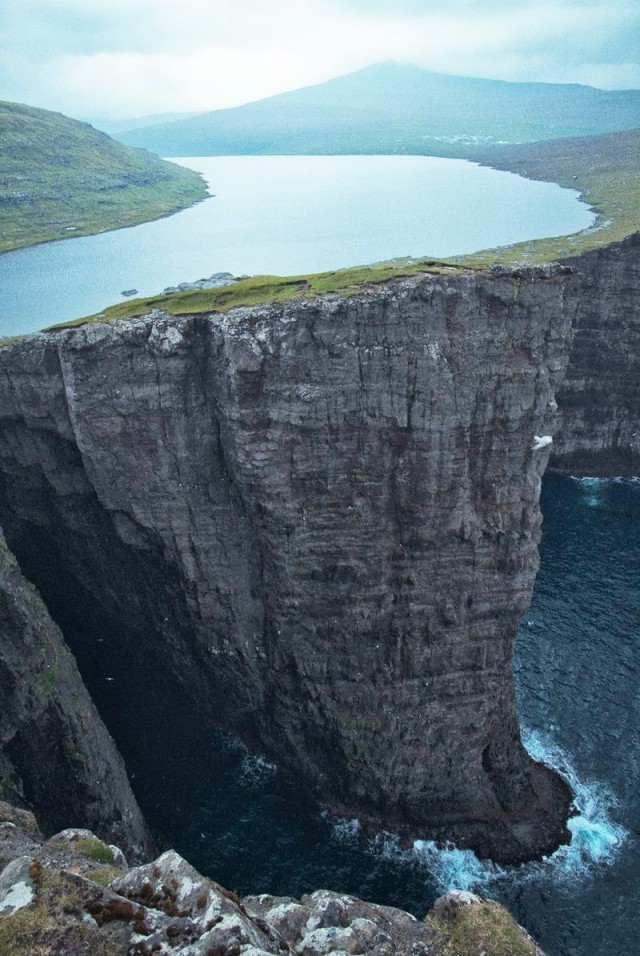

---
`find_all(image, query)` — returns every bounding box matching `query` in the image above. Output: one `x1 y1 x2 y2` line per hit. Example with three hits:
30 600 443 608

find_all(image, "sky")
1 0 638 121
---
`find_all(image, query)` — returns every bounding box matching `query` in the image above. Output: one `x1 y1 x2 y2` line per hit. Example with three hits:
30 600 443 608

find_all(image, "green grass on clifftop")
43 260 464 331
0 100 208 253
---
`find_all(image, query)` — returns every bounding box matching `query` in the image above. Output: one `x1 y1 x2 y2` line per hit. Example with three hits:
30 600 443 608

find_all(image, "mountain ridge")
114 61 640 157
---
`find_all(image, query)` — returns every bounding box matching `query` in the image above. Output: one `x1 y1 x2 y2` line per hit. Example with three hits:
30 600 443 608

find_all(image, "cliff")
551 232 640 475
0 261 581 864
0 531 152 860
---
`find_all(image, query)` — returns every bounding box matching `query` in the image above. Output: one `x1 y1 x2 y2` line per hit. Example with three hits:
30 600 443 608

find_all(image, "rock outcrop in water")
0 260 581 864
0 802 546 955
0 531 152 860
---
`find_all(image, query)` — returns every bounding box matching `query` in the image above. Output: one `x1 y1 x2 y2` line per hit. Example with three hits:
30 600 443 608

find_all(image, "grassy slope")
41 127 639 335
448 128 640 265
0 101 208 253
117 62 640 157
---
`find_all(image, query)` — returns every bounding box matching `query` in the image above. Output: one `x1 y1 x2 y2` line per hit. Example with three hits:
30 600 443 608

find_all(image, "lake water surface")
0 154 594 336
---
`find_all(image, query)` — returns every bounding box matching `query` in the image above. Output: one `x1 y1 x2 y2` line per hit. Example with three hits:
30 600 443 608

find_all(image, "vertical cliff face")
0 265 576 862
0 529 152 859
552 232 640 475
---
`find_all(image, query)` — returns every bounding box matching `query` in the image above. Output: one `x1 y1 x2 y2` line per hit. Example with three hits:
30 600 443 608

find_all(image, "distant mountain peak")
113 63 640 157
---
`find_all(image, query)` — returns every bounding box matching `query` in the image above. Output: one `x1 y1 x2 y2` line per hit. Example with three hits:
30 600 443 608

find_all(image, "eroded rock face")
552 232 640 475
0 264 577 861
0 533 152 860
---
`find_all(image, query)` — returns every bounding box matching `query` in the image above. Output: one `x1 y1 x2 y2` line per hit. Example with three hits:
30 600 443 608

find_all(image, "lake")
0 154 594 337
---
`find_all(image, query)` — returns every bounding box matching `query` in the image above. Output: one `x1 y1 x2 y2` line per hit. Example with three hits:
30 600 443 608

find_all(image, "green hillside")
116 62 640 157
0 100 208 253
452 127 640 265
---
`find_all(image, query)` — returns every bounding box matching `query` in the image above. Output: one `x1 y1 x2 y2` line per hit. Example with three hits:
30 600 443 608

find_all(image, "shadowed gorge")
0 527 152 859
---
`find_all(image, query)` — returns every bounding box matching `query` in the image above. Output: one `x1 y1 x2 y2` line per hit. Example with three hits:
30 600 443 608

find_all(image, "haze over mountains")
114 62 640 157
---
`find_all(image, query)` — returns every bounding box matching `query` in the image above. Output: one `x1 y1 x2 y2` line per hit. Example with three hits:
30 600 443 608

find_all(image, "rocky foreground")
0 802 542 956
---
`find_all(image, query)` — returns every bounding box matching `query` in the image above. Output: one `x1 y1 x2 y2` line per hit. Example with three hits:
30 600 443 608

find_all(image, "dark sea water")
0 155 594 337
101 474 638 956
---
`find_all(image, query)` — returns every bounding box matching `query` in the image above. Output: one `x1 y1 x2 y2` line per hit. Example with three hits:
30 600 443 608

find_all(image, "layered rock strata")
0 264 578 862
0 532 152 860
551 232 640 475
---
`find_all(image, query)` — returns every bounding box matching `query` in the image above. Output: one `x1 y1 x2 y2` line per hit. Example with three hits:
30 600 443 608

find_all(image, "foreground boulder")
0 805 544 955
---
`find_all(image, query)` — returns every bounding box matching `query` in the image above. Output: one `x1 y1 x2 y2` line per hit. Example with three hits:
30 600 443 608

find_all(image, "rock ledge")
0 803 544 955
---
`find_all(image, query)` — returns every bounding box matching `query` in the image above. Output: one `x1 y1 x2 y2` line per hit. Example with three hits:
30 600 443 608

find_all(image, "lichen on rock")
0 805 548 956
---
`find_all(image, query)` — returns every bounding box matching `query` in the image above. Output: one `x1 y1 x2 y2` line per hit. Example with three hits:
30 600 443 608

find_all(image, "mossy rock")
83 866 123 887
74 838 116 865
0 869 121 956
46 830 121 867
0 801 40 840
428 891 541 956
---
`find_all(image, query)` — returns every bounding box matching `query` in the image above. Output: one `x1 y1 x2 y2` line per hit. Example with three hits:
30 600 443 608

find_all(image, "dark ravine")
0 530 152 860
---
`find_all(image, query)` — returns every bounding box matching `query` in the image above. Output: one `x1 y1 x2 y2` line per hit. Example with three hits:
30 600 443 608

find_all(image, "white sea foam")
571 476 640 483
330 817 361 843
239 752 277 788
573 475 605 506
348 728 627 895
411 841 504 893
521 729 626 878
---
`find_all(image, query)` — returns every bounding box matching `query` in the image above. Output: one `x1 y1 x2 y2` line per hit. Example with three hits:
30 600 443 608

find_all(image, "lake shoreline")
0 154 594 338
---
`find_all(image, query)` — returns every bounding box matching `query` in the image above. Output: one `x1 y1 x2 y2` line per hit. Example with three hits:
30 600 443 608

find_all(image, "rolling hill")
0 100 208 253
115 61 640 157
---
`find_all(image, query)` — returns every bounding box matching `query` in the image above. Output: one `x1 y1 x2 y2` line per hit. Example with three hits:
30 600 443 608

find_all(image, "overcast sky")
2 0 638 120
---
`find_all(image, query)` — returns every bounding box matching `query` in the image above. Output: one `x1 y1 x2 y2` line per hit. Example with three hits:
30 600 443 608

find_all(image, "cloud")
0 0 637 120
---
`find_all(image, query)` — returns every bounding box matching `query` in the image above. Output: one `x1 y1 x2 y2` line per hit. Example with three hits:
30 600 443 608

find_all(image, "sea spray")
328 727 627 896
521 729 626 878
411 841 505 894
329 816 362 842
237 749 278 789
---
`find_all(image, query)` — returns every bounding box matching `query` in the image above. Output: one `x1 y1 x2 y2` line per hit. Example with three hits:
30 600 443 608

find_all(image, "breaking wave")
333 728 627 895
238 752 278 789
